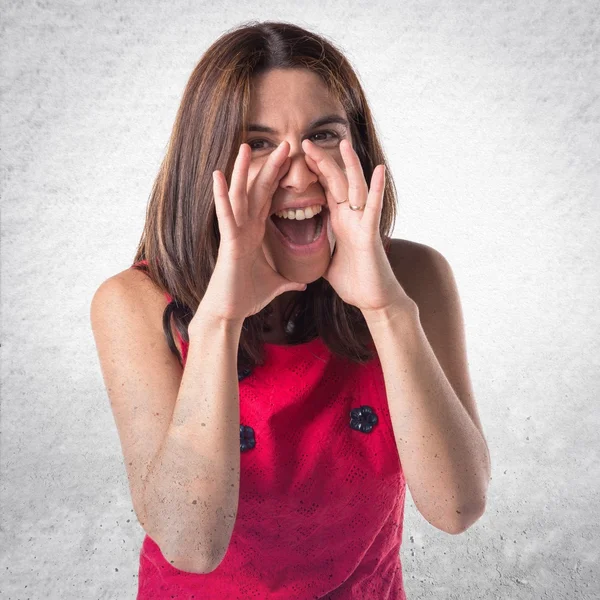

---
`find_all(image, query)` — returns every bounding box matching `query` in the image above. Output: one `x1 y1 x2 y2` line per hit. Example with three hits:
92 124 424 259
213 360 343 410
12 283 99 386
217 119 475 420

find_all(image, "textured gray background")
1 1 599 599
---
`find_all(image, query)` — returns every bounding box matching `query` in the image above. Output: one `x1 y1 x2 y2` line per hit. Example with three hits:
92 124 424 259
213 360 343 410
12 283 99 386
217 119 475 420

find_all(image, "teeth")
274 204 323 220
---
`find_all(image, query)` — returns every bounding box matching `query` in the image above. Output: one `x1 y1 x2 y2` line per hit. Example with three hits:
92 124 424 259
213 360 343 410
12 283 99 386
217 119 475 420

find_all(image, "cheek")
336 153 347 173
327 213 336 255
261 235 278 271
246 165 261 192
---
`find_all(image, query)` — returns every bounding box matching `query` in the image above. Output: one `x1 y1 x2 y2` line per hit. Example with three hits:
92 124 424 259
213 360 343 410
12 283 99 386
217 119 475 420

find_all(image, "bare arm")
92 142 303 575
142 309 244 574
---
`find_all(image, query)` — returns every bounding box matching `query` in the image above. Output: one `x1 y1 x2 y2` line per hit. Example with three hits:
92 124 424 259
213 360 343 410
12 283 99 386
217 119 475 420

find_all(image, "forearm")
363 302 490 534
142 309 244 572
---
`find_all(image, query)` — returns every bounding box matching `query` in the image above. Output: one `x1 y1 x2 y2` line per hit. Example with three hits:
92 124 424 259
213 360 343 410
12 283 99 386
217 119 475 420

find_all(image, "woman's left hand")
302 138 412 314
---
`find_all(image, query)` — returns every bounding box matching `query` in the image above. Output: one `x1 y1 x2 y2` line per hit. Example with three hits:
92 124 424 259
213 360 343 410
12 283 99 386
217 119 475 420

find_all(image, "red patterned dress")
133 257 407 599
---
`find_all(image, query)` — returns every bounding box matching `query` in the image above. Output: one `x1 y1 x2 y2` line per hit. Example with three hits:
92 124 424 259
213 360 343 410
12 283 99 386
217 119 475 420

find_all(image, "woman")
91 20 491 599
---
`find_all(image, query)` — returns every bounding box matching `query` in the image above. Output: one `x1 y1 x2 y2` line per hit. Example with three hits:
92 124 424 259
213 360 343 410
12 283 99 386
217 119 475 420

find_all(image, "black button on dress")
349 405 379 433
240 424 256 452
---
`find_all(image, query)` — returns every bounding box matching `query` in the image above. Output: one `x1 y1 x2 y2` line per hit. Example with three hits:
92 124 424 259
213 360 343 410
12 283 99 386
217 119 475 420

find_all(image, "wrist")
189 306 245 339
361 297 419 328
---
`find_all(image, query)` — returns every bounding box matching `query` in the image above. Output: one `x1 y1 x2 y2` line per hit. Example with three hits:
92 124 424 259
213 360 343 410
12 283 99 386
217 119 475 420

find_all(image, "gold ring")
349 204 365 211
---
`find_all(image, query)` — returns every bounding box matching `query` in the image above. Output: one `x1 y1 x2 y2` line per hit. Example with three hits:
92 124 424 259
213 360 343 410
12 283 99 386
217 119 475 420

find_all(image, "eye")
309 130 339 143
246 130 340 151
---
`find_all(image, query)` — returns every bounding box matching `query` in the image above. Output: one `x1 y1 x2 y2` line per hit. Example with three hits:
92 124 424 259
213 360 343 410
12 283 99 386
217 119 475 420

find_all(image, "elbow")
447 475 490 534
445 501 487 535
160 536 228 574
197 549 228 574
164 553 211 575
152 518 233 574
154 520 234 574
163 547 225 575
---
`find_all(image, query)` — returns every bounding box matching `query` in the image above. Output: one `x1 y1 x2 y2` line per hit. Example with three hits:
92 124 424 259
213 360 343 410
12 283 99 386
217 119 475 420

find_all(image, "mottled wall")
2 1 598 598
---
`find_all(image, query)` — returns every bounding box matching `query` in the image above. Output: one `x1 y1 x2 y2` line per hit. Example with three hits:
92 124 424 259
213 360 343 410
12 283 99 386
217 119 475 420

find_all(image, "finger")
340 139 369 210
228 143 251 222
362 164 385 232
250 140 291 219
304 154 336 207
266 156 292 215
302 139 353 209
212 170 236 236
279 280 308 294
304 154 325 185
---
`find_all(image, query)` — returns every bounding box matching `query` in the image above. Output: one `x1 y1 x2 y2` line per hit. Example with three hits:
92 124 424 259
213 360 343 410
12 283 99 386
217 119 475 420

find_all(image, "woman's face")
244 68 352 285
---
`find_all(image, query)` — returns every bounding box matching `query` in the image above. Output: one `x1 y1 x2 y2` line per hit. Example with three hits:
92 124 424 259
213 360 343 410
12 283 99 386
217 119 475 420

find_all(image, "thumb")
281 281 307 294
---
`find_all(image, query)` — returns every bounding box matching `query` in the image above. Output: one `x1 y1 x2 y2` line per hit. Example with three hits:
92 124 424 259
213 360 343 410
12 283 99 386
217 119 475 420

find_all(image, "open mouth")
269 210 325 246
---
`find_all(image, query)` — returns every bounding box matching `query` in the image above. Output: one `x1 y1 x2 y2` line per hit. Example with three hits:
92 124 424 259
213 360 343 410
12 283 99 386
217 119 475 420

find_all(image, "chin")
275 256 330 285
262 228 335 284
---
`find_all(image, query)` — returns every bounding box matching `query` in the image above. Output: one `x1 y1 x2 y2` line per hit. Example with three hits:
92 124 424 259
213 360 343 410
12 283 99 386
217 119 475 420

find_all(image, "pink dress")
133 258 407 599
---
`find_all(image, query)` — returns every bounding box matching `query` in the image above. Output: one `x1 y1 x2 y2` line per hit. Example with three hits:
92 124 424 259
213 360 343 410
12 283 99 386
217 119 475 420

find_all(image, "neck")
263 291 300 335
272 291 300 318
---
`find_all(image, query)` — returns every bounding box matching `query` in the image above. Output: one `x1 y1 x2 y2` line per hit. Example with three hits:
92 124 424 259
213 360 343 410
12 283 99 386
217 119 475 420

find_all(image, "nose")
278 144 319 192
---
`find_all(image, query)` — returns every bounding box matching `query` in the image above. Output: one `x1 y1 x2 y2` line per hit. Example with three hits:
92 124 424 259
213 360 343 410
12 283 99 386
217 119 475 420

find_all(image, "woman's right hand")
194 140 306 325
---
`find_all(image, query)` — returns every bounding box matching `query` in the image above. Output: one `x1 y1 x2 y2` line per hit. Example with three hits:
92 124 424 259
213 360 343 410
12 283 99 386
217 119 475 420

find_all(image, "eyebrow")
245 114 349 134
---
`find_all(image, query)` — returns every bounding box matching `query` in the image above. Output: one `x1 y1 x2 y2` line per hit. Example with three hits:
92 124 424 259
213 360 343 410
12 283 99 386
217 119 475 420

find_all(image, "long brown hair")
132 20 398 371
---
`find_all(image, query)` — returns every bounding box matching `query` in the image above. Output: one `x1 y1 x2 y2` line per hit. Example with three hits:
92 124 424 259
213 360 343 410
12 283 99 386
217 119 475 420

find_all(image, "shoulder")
93 266 166 312
387 238 452 307
91 266 184 357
